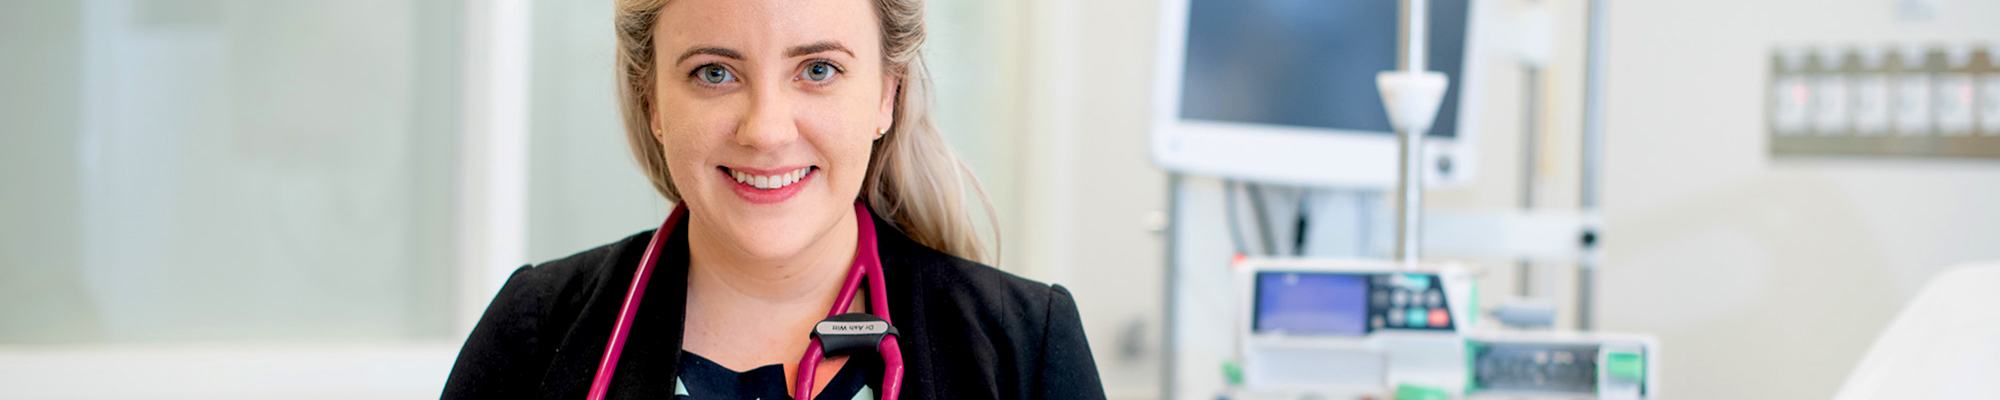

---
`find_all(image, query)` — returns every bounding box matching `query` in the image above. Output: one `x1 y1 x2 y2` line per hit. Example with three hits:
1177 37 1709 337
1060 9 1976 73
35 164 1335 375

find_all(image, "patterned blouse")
673 351 880 400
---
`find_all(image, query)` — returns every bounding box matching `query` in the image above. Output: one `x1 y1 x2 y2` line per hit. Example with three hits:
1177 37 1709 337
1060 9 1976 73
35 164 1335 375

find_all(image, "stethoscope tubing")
796 202 904 400
585 204 682 400
585 202 903 400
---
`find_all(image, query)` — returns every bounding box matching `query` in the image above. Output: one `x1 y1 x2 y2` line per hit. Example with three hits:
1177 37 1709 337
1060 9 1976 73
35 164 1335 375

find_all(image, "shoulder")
444 230 656 396
465 229 657 345
874 223 1104 399
502 230 655 314
876 225 1071 330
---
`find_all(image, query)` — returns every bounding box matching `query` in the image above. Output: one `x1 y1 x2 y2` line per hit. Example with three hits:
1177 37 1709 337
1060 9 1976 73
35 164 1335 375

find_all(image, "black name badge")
812 313 900 357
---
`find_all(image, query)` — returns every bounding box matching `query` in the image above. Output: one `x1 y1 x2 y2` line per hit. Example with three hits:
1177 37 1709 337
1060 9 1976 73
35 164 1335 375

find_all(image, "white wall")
1599 0 2000 398
1014 1 1171 398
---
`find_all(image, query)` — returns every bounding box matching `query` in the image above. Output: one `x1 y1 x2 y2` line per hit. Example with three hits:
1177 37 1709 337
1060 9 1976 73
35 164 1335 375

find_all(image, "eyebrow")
785 41 854 59
673 41 856 65
675 46 743 64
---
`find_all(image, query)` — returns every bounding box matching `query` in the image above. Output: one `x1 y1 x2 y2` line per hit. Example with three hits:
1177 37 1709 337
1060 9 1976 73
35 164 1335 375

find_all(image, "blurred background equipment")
1464 332 1656 400
1223 258 1660 400
1229 259 1480 398
1767 44 2000 157
1154 0 1655 398
1150 0 1484 188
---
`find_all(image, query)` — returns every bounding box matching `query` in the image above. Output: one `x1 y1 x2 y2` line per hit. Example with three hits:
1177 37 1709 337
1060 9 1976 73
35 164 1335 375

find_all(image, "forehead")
655 0 882 58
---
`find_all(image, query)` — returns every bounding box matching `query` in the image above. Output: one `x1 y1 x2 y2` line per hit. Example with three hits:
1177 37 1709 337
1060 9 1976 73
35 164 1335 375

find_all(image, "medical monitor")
1233 258 1476 394
1152 0 1485 187
1252 271 1459 337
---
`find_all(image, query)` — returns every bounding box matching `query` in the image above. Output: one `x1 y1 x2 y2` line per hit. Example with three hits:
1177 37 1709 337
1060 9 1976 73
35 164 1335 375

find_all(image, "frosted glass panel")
0 0 459 344
525 0 670 265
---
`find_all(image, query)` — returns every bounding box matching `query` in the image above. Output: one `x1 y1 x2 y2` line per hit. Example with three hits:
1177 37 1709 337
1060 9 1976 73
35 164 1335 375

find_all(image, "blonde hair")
614 0 995 263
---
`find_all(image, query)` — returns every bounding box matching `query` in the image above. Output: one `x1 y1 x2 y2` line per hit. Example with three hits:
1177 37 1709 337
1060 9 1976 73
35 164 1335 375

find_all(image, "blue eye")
697 64 734 84
802 61 837 82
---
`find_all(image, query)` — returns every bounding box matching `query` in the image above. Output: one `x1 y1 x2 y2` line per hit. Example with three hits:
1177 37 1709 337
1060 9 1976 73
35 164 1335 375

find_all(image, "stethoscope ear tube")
585 205 685 400
587 202 904 400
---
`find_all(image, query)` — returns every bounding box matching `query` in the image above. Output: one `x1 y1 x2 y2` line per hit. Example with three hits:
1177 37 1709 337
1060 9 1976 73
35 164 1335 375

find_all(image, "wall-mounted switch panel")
1770 43 1999 159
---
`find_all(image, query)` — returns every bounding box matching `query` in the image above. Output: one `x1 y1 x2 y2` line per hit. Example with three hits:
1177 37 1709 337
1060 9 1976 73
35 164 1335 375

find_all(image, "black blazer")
442 212 1107 399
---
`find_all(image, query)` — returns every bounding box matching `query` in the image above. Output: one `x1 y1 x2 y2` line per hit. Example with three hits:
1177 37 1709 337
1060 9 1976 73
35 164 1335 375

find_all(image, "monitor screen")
1179 0 1469 138
1254 272 1370 336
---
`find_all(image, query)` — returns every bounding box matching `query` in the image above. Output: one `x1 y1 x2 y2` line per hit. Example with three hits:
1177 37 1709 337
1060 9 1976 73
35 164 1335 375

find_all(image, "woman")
441 0 1105 399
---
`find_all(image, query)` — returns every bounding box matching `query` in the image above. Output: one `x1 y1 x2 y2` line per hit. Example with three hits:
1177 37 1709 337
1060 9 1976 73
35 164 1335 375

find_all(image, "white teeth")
730 167 811 189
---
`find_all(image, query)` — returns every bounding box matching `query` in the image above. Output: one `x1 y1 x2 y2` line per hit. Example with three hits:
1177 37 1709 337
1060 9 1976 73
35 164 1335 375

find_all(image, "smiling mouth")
722 166 816 190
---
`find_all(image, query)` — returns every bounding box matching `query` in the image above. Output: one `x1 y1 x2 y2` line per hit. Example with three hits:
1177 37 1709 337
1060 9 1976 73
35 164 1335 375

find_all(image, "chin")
711 198 847 261
728 225 818 260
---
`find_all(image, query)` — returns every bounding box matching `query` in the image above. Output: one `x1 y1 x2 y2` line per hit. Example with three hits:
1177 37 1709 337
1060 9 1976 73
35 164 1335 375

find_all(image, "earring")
877 127 888 137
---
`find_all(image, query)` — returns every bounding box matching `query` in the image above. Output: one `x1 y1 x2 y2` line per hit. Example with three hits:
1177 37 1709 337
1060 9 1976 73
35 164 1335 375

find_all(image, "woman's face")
652 0 897 261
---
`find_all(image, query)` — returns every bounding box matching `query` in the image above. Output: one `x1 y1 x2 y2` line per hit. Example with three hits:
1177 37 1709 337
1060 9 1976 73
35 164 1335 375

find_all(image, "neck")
684 208 861 312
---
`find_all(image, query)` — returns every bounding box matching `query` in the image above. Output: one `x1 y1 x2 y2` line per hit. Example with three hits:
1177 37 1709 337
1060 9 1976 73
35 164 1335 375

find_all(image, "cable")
1293 189 1311 256
1245 183 1277 256
1223 179 1250 256
1358 189 1378 258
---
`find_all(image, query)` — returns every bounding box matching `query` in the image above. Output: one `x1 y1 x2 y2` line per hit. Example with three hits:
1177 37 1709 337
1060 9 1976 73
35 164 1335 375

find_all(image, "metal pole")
1578 0 1610 331
1395 131 1426 262
1403 0 1428 72
1160 173 1181 400
1393 0 1430 263
1518 65 1542 297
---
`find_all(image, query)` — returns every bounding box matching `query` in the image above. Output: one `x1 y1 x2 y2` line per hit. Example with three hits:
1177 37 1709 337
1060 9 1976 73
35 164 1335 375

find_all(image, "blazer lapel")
538 219 692 399
872 213 937 400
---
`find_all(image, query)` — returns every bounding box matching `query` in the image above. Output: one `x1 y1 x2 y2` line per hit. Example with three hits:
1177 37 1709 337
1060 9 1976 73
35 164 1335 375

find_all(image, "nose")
735 83 799 152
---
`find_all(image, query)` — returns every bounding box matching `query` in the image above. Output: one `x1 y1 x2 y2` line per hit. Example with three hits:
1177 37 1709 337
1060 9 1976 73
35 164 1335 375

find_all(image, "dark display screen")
1180 0 1469 138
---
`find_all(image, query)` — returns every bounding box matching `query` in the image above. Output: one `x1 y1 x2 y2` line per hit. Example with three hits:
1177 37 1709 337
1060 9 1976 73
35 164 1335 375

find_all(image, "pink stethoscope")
585 201 905 400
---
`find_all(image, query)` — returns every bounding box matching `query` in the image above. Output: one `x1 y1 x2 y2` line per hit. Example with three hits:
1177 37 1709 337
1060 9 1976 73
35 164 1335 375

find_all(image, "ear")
876 72 899 138
650 111 664 142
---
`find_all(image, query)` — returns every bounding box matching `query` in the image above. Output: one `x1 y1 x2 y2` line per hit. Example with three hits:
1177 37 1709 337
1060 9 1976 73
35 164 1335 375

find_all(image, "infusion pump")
1232 258 1656 400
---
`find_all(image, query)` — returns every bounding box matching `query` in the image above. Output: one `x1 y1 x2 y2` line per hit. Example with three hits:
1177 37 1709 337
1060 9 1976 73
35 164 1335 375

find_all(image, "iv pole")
1383 0 1450 263
1576 0 1609 331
